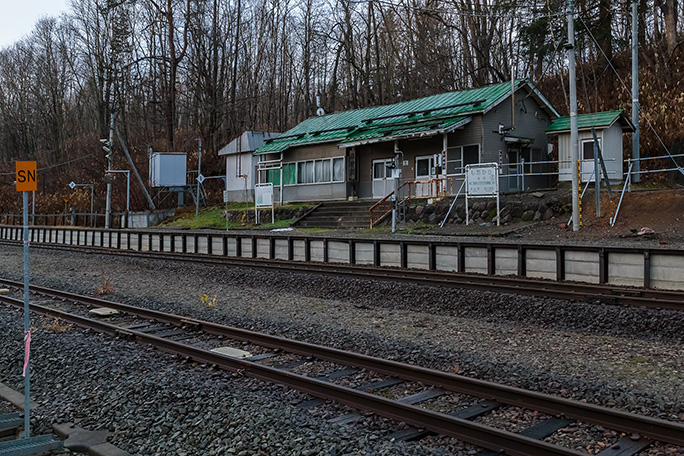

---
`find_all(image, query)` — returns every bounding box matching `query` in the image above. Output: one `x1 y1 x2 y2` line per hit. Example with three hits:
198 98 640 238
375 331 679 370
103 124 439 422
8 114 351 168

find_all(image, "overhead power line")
577 14 684 176
0 153 96 177
347 0 565 20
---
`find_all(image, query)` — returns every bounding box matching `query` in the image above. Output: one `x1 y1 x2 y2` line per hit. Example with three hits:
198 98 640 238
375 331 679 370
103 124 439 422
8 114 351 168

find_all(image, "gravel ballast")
0 243 683 455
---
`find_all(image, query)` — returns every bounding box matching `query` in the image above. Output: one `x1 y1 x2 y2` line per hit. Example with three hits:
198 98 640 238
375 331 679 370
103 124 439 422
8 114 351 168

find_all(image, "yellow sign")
16 161 37 192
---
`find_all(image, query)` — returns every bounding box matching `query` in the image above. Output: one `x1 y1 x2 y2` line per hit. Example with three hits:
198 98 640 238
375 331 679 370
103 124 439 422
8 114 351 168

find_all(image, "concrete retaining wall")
3 225 684 291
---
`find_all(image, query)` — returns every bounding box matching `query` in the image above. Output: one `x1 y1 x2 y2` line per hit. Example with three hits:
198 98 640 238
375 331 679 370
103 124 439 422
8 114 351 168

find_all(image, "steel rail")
3 280 684 448
2 239 683 310
0 294 587 456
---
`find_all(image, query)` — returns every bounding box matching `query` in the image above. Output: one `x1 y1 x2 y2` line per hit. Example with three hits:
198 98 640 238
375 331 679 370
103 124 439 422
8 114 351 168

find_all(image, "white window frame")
581 138 601 162
415 155 436 180
446 144 480 176
291 156 346 186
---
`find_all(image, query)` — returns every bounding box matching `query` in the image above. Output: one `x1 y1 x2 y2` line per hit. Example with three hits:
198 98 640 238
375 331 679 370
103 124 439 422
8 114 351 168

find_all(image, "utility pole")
196 138 202 217
567 0 580 231
103 114 114 229
632 0 640 183
391 141 398 233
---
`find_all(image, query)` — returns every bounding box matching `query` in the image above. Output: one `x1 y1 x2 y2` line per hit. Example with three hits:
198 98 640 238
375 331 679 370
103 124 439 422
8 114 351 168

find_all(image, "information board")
255 183 274 224
255 183 273 207
465 163 500 226
466 164 498 196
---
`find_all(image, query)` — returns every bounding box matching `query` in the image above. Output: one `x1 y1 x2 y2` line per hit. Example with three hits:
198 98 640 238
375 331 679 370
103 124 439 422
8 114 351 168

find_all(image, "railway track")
1 239 683 311
1 279 683 456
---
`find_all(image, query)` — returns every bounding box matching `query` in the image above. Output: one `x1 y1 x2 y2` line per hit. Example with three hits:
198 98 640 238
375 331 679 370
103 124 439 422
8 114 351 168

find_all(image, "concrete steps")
294 201 374 229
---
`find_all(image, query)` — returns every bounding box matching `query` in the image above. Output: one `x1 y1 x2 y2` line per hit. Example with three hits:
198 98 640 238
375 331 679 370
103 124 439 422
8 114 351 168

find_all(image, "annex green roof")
256 79 555 154
546 110 634 133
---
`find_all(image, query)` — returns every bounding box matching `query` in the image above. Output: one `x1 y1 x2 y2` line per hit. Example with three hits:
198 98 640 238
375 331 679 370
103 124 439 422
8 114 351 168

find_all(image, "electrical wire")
347 0 565 20
577 14 684 176
0 153 97 177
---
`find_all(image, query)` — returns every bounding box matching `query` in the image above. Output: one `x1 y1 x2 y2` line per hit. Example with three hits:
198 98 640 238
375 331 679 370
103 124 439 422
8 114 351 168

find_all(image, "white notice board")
255 183 274 224
466 163 498 196
465 163 500 226
255 183 273 207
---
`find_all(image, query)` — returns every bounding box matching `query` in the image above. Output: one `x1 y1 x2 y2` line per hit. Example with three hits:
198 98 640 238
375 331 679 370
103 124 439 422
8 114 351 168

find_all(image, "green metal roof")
340 116 471 146
545 110 630 133
255 80 535 154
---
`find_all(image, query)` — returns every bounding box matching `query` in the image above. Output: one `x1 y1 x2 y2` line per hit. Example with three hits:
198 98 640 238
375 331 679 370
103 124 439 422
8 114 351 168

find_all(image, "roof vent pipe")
510 64 516 131
316 95 325 116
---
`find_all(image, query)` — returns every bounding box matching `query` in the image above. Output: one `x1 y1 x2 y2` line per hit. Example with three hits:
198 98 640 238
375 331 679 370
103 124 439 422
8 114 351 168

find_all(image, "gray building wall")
277 142 348 202
225 152 257 198
558 123 623 183
354 120 486 199
481 91 553 192
357 142 395 199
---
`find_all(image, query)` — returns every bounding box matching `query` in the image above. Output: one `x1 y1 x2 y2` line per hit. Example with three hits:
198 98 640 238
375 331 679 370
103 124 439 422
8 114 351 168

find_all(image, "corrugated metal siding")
603 123 625 180
285 143 343 161
448 116 483 147
359 142 394 183
482 93 552 191
225 153 257 192
558 127 624 183
282 183 347 202
559 133 571 181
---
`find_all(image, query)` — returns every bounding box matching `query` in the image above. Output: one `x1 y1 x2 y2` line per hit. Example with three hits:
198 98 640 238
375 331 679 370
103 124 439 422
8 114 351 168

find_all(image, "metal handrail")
369 177 452 228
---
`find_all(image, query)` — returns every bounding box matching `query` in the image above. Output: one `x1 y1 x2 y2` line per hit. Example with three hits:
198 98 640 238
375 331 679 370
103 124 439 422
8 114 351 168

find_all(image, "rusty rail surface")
1 282 684 454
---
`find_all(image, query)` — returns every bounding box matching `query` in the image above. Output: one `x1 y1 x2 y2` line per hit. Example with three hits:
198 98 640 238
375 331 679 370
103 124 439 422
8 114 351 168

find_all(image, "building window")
292 157 345 185
416 156 435 179
446 144 479 175
582 138 600 161
315 159 332 183
267 168 280 185
332 157 345 182
522 148 545 174
283 163 296 185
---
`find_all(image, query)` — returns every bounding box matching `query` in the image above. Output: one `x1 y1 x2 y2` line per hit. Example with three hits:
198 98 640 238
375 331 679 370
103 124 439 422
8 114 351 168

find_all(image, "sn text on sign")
16 161 37 192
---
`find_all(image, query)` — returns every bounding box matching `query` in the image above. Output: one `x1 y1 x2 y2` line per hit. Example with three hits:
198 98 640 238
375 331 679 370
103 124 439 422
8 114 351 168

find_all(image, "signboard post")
16 161 36 438
465 163 500 227
255 183 274 224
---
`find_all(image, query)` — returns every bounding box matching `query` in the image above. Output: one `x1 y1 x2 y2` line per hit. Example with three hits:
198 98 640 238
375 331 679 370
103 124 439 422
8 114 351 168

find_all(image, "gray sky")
0 0 69 49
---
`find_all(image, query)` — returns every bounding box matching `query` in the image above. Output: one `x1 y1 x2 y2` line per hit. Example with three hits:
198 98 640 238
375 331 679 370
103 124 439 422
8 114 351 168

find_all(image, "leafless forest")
0 0 682 211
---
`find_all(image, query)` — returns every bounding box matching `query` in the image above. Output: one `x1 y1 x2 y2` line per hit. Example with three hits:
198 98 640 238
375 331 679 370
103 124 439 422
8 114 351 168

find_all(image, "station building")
253 79 560 203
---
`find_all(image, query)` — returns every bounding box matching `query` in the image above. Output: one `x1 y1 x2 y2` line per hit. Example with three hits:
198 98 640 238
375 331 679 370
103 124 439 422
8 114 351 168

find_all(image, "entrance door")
415 156 436 197
372 159 393 198
581 139 600 182
507 149 520 192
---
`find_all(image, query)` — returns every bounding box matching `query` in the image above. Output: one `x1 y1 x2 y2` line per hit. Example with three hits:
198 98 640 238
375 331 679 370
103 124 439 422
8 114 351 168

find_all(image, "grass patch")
161 205 300 230
163 206 228 229
43 318 73 333
96 276 115 296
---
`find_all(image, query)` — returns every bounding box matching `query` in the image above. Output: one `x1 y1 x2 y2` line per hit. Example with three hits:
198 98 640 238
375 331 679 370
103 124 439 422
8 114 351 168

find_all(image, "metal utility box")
149 152 187 187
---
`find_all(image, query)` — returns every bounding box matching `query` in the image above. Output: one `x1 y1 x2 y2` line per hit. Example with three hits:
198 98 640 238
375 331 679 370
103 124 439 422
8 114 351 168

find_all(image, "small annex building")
254 79 559 203
218 131 280 201
546 111 634 183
